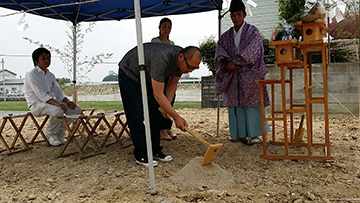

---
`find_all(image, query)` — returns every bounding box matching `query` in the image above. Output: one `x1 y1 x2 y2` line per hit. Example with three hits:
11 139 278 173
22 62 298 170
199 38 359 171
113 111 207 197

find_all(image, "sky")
0 6 226 82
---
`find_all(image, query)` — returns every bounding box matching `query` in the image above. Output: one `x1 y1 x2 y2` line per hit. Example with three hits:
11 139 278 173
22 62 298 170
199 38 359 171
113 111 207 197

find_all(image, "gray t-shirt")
118 42 183 83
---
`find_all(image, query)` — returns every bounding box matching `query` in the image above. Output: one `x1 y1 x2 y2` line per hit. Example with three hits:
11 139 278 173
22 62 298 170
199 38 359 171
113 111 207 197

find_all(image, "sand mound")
170 157 234 190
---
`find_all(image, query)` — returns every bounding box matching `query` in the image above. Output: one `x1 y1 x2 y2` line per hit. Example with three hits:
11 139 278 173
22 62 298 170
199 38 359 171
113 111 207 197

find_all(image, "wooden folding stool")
81 108 97 116
77 108 97 136
58 114 105 159
0 113 32 154
100 111 131 148
27 114 50 145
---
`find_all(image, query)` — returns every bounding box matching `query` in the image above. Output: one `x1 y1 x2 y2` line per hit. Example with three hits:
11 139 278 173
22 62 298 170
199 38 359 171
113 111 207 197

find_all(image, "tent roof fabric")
0 0 222 23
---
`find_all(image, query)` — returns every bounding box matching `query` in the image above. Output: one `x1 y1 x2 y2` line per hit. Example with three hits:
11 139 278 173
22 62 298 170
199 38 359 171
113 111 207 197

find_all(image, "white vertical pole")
216 9 221 137
327 0 331 65
2 58 6 102
134 0 157 195
72 23 77 102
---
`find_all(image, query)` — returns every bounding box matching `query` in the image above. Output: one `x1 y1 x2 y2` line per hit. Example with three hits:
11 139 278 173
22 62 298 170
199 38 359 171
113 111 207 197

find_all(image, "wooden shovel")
158 108 223 165
294 114 305 142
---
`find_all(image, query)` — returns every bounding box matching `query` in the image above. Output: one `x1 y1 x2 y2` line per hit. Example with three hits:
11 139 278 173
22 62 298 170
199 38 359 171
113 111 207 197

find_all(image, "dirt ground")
0 108 359 203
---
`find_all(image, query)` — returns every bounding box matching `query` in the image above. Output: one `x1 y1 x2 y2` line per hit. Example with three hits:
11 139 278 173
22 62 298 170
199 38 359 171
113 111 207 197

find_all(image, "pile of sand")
170 157 234 190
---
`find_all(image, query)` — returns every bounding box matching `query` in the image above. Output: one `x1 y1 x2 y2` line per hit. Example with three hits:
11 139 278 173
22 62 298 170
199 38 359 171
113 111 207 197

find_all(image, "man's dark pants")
118 69 163 160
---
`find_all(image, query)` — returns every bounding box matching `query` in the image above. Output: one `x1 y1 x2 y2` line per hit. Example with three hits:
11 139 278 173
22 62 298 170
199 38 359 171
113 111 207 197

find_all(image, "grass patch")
62 86 73 96
173 102 200 109
0 101 201 111
0 101 29 111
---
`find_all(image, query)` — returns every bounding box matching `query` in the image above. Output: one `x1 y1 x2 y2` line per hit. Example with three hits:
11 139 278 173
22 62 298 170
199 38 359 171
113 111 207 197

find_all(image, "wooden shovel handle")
158 107 211 148
185 126 211 148
299 114 305 129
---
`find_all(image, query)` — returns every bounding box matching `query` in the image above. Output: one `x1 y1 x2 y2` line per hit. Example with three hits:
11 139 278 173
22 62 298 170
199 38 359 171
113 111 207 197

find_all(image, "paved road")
0 111 28 117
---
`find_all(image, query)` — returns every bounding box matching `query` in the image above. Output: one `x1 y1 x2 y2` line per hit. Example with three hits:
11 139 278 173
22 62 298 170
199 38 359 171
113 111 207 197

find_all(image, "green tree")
343 0 359 62
276 0 306 39
56 77 71 87
277 0 306 25
199 35 217 76
263 37 276 64
102 74 118 82
332 1 359 38
24 22 113 82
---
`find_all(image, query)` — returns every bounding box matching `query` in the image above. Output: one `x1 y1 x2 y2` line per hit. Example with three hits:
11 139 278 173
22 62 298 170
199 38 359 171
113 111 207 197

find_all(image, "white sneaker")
46 135 62 147
57 133 67 144
58 136 67 145
135 157 158 167
249 137 260 144
154 152 173 162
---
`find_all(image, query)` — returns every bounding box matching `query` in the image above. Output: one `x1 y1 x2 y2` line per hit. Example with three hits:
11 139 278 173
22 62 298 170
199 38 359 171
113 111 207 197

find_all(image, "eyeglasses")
183 55 199 70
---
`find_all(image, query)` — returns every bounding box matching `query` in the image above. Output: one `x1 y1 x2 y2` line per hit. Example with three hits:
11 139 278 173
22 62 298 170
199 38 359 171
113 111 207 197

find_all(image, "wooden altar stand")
257 20 333 159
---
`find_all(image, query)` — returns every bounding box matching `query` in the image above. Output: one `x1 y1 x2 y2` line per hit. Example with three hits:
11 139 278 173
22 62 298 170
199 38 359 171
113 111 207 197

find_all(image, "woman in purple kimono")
215 0 270 145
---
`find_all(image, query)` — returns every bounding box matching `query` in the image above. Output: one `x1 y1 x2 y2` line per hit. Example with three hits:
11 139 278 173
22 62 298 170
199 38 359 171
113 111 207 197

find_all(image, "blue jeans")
118 69 162 160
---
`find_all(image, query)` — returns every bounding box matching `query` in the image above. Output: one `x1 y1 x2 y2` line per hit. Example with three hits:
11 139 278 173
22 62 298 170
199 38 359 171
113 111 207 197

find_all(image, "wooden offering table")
257 23 332 159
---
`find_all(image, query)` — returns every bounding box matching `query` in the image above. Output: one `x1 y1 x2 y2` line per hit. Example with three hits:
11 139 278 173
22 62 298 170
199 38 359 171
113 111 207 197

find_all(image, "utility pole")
1 58 5 102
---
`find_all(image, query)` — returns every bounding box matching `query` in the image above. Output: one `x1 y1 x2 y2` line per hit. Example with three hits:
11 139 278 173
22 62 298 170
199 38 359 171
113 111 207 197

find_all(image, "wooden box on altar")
294 19 327 42
270 39 299 64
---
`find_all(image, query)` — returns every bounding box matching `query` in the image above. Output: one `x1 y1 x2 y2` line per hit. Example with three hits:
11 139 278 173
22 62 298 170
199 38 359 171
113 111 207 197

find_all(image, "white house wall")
0 69 17 79
0 69 24 95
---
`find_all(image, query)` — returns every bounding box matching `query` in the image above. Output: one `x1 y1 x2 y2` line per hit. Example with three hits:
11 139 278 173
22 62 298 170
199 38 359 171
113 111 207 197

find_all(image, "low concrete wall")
266 62 359 116
78 83 202 102
201 76 222 108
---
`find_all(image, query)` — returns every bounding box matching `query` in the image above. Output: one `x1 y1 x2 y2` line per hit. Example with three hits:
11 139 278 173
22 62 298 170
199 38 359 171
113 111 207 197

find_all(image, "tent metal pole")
216 8 228 137
327 0 331 65
72 23 77 102
215 9 229 137
216 9 221 137
134 0 157 195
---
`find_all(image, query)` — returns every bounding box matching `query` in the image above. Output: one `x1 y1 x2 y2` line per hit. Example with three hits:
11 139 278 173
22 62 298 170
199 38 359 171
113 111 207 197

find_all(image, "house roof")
329 13 359 39
0 69 17 76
